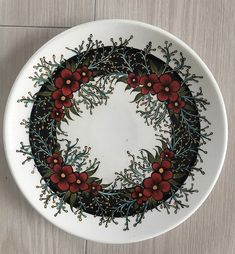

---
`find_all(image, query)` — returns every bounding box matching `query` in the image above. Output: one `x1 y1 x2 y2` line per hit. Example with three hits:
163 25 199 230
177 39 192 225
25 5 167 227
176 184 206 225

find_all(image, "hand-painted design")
17 35 212 230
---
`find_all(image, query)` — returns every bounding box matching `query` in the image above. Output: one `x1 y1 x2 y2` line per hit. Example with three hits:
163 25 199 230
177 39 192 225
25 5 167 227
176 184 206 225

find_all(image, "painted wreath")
17 35 212 230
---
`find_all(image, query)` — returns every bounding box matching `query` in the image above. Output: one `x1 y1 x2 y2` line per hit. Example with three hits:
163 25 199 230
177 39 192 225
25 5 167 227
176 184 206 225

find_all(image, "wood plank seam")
0 24 71 29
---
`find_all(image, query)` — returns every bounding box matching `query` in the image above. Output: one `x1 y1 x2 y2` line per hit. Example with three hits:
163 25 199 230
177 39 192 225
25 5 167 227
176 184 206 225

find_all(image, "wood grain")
0 0 95 27
0 0 235 253
0 27 86 254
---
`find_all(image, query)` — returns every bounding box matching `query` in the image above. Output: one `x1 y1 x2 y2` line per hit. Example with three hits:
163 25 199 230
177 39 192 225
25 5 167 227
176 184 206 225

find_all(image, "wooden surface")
0 0 234 253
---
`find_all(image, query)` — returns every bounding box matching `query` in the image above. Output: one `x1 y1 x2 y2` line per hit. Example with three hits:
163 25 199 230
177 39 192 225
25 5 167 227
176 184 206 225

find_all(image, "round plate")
3 20 227 244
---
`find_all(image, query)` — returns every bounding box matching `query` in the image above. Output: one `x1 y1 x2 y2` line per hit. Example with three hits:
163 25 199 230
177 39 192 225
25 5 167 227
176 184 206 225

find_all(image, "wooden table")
0 0 234 253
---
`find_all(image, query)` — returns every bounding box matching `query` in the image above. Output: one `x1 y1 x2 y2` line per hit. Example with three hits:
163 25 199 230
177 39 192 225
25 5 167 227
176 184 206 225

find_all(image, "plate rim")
3 19 228 244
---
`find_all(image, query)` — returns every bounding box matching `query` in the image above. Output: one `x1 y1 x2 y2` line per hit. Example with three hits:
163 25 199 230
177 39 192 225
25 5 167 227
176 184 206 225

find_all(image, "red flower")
47 153 63 168
160 148 174 160
50 164 76 191
143 173 171 201
152 160 173 180
52 89 73 109
69 172 89 193
155 74 180 102
88 181 102 196
131 186 148 205
76 66 93 83
139 74 159 95
167 98 186 113
127 73 140 88
50 108 65 122
54 68 81 96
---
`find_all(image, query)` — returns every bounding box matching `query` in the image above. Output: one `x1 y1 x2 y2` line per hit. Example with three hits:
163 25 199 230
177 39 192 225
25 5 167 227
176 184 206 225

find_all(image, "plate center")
61 83 170 183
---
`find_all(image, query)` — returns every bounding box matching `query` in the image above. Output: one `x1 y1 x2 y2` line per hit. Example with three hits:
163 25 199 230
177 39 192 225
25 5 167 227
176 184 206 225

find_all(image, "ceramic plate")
3 20 227 244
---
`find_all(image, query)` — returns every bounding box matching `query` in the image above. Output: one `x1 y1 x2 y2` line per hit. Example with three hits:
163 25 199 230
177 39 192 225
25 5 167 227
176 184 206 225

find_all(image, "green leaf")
82 57 91 66
179 86 187 96
149 59 164 75
54 145 61 154
169 179 180 186
87 176 98 183
135 87 141 91
69 193 77 211
57 122 62 133
70 62 77 72
147 198 157 208
65 61 71 70
61 117 69 124
130 86 141 93
173 172 186 179
47 84 56 91
87 177 102 184
96 178 102 185
153 149 161 162
64 109 74 121
70 105 80 116
155 146 162 154
86 164 99 177
64 191 71 201
36 91 51 97
149 59 159 74
125 85 131 91
142 149 155 163
42 170 53 179
131 93 142 103
116 75 127 83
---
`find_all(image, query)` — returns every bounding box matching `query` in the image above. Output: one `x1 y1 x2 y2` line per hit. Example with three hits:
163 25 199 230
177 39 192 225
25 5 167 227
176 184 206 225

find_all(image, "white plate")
3 20 227 244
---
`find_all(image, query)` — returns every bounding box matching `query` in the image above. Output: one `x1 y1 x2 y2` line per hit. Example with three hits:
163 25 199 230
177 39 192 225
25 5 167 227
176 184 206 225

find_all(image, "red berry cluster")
50 66 93 122
47 153 102 195
131 148 174 205
127 73 185 113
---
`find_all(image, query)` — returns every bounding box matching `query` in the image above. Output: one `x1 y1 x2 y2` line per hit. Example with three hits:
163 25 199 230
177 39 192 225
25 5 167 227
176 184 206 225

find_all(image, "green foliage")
131 93 142 103
17 36 211 231
116 75 127 83
70 193 77 210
